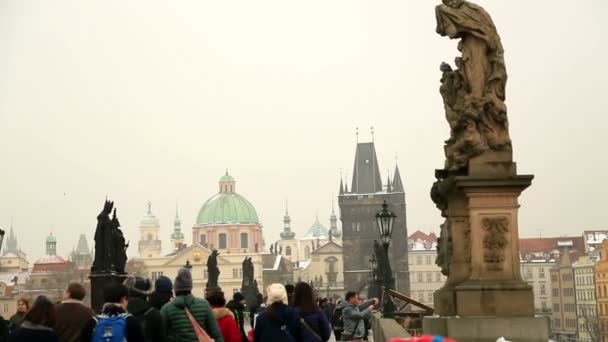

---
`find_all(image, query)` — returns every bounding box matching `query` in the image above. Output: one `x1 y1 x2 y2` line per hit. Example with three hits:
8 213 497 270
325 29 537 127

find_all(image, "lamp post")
375 200 396 318
0 229 5 254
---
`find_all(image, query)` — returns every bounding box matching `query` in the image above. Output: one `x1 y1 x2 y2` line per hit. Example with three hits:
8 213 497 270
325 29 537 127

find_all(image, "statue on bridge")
206 250 221 290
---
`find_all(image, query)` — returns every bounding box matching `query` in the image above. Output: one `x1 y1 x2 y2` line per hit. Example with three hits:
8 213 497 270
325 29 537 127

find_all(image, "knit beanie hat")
155 276 173 294
233 292 245 302
266 283 287 305
174 268 193 292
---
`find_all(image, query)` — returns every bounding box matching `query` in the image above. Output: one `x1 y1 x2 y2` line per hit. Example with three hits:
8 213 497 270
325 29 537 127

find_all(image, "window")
552 289 559 297
554 319 561 328
305 246 311 259
286 246 292 256
233 269 238 278
427 273 432 283
540 283 546 295
219 233 227 249
416 256 422 265
541 301 547 310
240 233 248 249
551 275 558 282
525 268 533 279
427 292 433 303
426 255 432 265
3 304 7 313
203 268 208 279
418 292 424 302
436 272 442 282
553 304 560 312
200 234 207 246
151 271 164 281
417 273 423 283
539 268 545 278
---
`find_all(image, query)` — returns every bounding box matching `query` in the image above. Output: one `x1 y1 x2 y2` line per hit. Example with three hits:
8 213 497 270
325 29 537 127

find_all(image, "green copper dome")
196 193 259 225
219 173 235 182
46 234 57 243
303 217 329 239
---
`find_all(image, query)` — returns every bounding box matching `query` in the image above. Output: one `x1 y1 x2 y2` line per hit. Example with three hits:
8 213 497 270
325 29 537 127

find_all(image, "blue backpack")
91 313 130 342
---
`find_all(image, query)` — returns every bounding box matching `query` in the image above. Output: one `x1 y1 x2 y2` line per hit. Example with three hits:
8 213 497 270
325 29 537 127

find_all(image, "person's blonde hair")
266 283 287 305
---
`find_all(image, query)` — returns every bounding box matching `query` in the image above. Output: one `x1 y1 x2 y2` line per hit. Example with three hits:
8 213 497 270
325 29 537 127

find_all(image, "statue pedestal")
423 316 550 342
89 272 127 314
426 153 548 340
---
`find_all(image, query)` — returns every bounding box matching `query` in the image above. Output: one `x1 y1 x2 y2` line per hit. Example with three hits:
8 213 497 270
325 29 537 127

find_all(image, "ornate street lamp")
0 229 5 255
369 254 378 271
375 200 397 318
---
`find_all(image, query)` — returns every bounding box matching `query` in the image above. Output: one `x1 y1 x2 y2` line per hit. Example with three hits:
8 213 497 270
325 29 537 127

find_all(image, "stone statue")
242 257 254 286
278 246 283 255
92 200 114 273
206 250 220 289
373 240 391 282
436 0 511 170
255 243 259 253
269 244 274 255
111 209 128 274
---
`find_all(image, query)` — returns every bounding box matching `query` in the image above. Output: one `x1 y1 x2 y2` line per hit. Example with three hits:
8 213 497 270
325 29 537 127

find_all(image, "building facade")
595 240 608 342
574 255 600 342
407 230 445 308
339 141 409 295
551 251 578 341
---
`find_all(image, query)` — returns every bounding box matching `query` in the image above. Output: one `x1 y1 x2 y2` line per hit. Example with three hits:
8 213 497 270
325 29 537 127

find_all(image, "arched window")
147 233 153 241
240 233 248 249
219 233 227 249
286 246 292 256
200 234 207 246
304 246 311 259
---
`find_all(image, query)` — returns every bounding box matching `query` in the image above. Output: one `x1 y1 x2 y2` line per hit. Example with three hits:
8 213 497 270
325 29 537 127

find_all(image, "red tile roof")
519 236 585 256
408 230 437 242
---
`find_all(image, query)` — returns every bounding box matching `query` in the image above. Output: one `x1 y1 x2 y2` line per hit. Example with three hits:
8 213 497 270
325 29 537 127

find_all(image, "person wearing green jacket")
161 268 223 342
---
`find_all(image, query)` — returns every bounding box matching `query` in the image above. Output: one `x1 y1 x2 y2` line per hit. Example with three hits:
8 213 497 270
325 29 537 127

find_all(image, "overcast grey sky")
1 0 607 261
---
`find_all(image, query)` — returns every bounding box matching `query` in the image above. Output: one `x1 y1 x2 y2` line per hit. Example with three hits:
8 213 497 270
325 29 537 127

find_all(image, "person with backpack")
253 283 301 342
80 282 145 342
293 282 331 342
54 282 94 342
226 292 247 342
248 293 264 328
124 276 161 342
206 290 241 342
160 268 223 342
8 295 58 342
337 292 377 342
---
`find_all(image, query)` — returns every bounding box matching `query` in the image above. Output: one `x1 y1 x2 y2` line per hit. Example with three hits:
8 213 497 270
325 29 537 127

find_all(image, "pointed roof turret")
350 142 383 194
339 178 344 195
5 221 18 255
392 164 404 192
171 204 184 241
386 170 392 193
75 234 91 255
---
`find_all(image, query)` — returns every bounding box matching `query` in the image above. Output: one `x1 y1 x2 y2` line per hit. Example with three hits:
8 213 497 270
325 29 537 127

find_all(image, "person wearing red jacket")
207 290 242 342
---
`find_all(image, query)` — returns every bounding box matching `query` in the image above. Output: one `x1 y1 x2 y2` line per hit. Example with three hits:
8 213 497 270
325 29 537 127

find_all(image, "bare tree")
579 305 600 342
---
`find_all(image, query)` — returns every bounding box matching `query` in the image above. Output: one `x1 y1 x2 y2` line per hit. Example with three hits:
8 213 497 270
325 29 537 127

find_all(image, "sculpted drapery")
436 0 511 170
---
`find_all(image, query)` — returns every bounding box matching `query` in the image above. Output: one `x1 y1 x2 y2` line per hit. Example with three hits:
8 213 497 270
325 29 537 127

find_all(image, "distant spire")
392 164 404 192
147 201 152 215
356 127 359 143
344 174 349 193
339 178 344 195
371 126 374 142
285 198 289 216
172 203 184 242
281 199 295 240
386 169 392 193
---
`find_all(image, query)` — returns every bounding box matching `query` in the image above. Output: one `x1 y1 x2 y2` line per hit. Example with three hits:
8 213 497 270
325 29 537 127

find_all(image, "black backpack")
331 306 344 331
133 307 154 339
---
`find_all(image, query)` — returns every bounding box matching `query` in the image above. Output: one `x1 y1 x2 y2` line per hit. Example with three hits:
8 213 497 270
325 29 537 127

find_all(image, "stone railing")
371 312 410 342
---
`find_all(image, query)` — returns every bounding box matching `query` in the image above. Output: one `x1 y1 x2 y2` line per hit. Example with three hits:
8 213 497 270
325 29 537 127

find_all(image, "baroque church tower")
138 202 162 258
338 138 409 295
170 205 185 251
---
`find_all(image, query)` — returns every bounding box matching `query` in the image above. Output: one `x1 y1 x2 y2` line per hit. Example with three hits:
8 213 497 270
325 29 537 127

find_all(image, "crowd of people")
0 267 379 342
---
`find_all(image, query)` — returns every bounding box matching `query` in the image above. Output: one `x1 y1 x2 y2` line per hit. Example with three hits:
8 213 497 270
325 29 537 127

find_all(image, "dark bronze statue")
242 257 254 286
111 209 128 274
206 250 220 289
92 199 128 274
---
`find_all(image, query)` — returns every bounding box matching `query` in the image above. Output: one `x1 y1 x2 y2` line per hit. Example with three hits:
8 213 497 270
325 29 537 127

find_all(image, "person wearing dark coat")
54 283 93 342
254 284 302 342
248 293 264 328
9 298 29 333
80 283 146 342
125 276 161 342
9 296 59 342
226 292 247 342
149 276 173 311
293 282 331 342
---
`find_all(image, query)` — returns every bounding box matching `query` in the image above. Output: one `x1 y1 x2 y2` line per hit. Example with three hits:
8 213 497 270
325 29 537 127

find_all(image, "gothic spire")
392 164 404 192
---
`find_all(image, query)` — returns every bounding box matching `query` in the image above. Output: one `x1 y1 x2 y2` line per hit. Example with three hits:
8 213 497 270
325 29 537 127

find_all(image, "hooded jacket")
212 307 241 342
337 299 374 339
160 294 223 342
54 299 93 342
253 303 301 342
127 296 162 342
